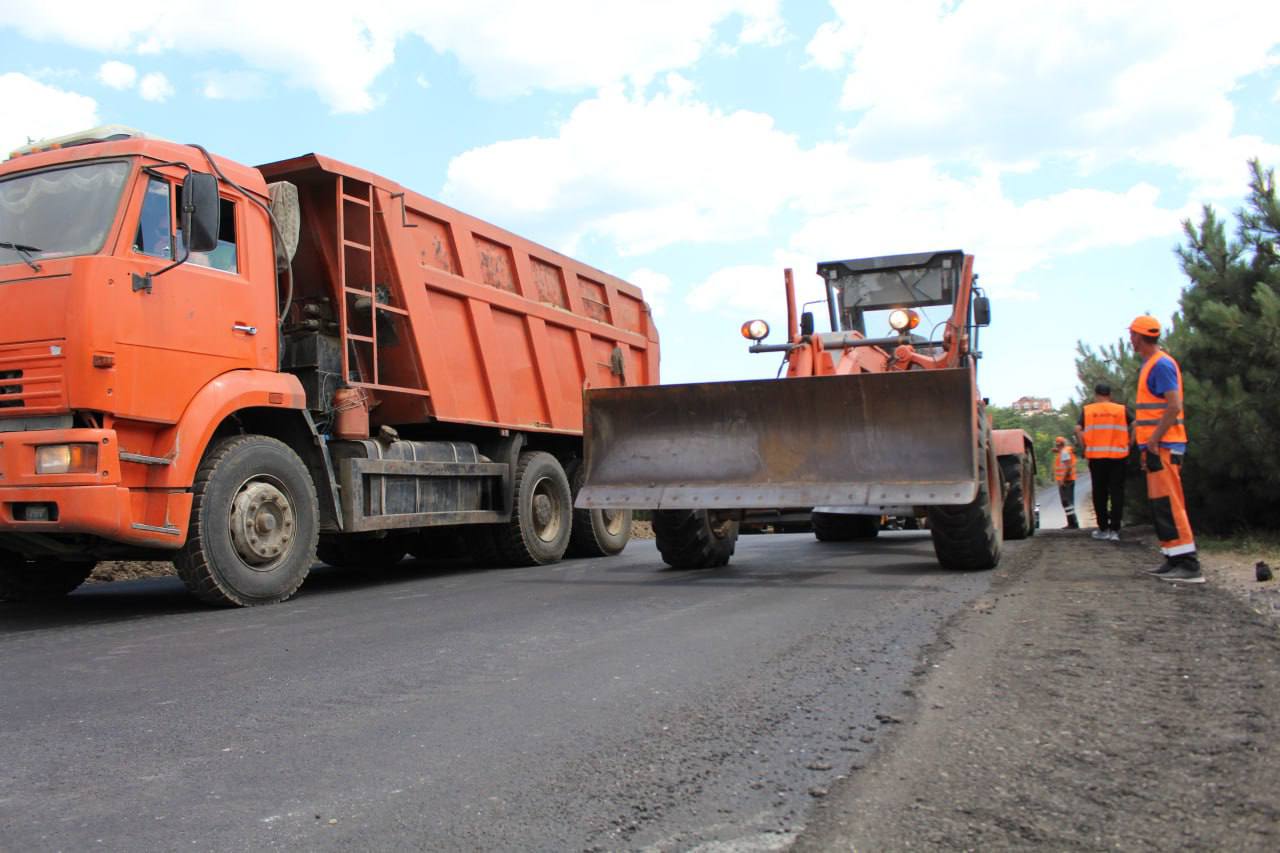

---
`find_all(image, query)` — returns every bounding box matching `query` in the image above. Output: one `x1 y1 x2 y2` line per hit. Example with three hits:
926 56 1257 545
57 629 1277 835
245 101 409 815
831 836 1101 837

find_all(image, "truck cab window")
133 177 172 259
176 188 238 274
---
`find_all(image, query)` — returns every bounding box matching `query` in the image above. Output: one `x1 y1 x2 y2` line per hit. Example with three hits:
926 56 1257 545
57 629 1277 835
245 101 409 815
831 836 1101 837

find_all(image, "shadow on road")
0 556 486 632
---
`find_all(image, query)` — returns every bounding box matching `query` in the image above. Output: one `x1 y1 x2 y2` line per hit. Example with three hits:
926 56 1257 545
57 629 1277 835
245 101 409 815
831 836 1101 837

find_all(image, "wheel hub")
230 480 295 569
601 508 625 536
530 476 563 543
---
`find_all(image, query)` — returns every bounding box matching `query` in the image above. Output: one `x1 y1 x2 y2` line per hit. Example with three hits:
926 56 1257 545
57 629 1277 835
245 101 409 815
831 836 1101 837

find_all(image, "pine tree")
1172 159 1280 532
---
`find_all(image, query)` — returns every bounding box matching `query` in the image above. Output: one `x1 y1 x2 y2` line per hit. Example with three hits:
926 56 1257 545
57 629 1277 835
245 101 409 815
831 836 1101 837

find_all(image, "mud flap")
578 368 980 510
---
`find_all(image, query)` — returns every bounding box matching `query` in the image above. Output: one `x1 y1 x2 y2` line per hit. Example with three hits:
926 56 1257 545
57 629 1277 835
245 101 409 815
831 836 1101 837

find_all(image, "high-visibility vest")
1081 401 1129 459
1054 446 1076 483
1135 352 1188 447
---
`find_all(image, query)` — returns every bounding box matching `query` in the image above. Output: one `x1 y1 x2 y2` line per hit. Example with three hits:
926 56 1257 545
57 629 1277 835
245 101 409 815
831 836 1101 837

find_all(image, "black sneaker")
1159 565 1206 584
1146 561 1175 575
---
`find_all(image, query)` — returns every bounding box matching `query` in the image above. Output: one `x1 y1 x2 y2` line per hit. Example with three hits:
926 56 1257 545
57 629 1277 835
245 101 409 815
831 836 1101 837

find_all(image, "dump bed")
258 154 658 434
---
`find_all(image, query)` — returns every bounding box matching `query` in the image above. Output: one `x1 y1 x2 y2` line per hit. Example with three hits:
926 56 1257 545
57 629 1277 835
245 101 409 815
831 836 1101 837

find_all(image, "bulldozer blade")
578 368 979 510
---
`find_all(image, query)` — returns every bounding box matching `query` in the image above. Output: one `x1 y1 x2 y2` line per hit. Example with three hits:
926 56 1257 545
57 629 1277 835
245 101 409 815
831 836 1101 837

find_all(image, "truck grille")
0 341 68 415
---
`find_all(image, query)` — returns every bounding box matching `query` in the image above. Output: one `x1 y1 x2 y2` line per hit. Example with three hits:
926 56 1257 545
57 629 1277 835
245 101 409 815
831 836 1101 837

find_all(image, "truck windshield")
0 161 130 267
836 261 958 337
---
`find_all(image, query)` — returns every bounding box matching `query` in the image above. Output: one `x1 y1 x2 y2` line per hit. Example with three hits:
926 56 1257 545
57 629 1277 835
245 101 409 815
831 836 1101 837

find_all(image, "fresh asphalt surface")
1 531 997 851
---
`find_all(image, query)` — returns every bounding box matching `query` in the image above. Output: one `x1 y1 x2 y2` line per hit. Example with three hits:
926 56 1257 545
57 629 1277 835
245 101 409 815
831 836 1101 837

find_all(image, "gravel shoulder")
794 527 1280 851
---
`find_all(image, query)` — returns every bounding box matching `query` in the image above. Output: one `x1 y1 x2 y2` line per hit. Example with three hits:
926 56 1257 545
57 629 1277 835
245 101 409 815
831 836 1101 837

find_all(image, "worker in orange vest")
1053 436 1079 529
1074 382 1133 542
1129 315 1202 583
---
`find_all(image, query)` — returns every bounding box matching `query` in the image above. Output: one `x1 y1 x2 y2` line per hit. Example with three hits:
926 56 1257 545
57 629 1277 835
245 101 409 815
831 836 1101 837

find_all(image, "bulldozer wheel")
317 535 409 571
927 423 1002 571
173 435 318 607
999 450 1035 541
812 512 880 542
487 451 572 567
564 459 632 558
0 551 96 602
654 510 739 569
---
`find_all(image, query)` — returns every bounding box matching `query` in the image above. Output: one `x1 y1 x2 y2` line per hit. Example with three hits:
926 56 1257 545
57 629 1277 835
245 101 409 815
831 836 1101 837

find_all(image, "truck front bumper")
0 428 190 548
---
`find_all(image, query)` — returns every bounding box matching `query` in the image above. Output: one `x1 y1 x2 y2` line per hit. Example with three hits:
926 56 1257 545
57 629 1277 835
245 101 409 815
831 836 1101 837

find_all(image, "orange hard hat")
1129 315 1161 337
1054 435 1066 445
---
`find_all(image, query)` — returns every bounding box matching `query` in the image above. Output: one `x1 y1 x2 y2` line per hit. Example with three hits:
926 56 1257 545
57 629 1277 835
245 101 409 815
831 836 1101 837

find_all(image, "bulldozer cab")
820 249 963 340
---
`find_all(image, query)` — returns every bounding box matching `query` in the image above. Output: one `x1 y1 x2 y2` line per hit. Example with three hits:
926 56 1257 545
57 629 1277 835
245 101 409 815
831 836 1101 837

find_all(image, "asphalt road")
0 531 995 852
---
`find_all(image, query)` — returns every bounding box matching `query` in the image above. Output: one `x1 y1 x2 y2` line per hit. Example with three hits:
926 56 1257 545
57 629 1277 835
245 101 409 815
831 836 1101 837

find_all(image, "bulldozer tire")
564 460 632 558
654 510 739 569
999 450 1035 541
927 425 1002 571
812 512 880 542
317 535 409 571
0 551 96 602
174 435 319 607
488 451 572 567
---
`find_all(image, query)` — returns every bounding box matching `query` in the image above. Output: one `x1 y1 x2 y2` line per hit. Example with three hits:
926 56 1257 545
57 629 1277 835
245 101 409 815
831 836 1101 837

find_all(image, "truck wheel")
998 450 1035 541
564 460 632 558
317 535 408 571
489 451 572 566
654 510 739 569
927 425 1002 571
812 512 880 542
0 551 96 602
174 435 319 606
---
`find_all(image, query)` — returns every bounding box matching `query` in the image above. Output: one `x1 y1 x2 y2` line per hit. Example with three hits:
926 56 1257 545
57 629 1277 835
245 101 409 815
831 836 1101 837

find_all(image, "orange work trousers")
1145 447 1195 557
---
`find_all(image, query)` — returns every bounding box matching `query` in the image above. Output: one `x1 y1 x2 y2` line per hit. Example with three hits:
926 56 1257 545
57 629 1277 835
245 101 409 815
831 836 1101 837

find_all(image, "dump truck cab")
0 129 285 555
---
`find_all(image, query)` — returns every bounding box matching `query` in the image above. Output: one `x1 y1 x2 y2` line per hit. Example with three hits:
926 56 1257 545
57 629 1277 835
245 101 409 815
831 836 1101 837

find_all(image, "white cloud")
685 250 822 317
806 0 1280 193
626 268 674 318
0 72 98 156
0 0 783 113
138 72 174 102
200 70 267 101
96 60 137 90
444 83 804 256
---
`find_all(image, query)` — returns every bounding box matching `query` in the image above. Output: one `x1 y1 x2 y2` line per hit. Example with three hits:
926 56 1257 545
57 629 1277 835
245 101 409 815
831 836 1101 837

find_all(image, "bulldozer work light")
741 319 770 341
35 444 99 475
888 308 921 332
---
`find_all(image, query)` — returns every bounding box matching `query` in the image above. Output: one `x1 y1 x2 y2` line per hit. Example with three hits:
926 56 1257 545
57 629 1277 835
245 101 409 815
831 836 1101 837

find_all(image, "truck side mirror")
182 172 220 254
973 295 991 327
800 311 815 337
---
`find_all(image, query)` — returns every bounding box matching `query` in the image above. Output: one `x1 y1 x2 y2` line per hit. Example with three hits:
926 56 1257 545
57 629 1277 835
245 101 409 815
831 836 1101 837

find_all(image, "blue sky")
3 0 1278 408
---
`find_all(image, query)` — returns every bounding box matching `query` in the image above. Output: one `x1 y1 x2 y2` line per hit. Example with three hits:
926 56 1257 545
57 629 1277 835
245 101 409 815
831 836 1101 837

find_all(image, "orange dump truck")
0 127 656 606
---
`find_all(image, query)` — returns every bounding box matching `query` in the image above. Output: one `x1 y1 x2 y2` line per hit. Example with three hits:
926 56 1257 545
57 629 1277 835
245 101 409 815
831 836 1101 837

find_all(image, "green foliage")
1073 158 1280 534
1172 159 1280 533
989 406 1078 485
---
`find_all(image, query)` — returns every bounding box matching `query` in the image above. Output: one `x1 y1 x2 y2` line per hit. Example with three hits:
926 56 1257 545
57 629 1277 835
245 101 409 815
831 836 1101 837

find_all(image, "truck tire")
317 535 409 571
999 450 1035 541
654 510 739 569
0 552 96 602
812 512 880 542
488 451 573 567
174 435 319 606
564 459 632 558
927 425 1002 571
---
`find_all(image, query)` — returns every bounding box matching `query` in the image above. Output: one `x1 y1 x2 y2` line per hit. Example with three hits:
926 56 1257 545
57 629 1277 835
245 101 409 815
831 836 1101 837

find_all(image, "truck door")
114 169 271 423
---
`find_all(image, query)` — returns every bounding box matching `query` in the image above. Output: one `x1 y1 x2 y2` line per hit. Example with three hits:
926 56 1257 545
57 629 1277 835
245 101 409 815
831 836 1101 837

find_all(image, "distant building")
1012 396 1053 416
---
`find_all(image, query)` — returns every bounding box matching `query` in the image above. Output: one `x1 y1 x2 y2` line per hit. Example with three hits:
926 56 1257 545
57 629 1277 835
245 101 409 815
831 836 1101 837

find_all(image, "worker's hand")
1144 449 1162 473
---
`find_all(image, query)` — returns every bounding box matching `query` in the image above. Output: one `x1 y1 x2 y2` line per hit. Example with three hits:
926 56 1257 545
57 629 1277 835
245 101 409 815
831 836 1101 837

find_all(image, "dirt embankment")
796 528 1280 851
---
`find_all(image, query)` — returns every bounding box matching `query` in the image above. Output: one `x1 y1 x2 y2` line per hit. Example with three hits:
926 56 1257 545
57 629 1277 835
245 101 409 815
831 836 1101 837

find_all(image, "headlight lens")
35 444 99 475
740 319 770 341
888 308 920 332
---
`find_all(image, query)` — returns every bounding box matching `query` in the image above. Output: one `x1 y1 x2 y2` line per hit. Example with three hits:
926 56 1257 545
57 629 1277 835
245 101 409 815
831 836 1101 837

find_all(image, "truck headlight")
35 444 99 475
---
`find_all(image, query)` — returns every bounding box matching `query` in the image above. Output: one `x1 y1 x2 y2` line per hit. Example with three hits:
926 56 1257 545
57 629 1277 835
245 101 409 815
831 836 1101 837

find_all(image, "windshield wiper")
0 240 42 272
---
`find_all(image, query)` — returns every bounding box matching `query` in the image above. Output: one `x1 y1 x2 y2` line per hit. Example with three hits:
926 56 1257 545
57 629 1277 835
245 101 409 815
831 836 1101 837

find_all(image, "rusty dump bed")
258 154 659 435
578 368 979 510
